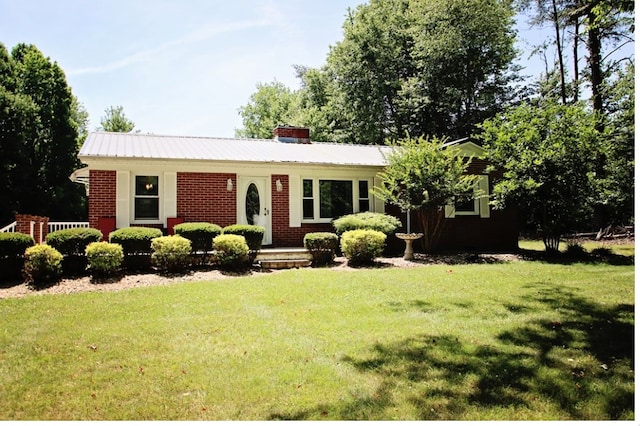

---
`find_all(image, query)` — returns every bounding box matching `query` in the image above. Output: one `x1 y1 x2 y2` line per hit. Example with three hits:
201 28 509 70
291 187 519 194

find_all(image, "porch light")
276 179 283 192
227 178 233 191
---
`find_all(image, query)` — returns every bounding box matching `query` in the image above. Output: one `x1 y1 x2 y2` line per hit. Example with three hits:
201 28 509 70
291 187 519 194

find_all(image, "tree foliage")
98 105 136 133
479 102 600 251
372 136 475 253
0 42 86 224
237 0 521 145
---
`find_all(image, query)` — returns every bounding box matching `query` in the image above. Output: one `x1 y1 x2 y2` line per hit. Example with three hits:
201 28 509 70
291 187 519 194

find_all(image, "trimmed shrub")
151 235 192 273
0 232 35 258
23 244 63 286
85 242 124 276
332 212 402 237
46 228 102 276
304 232 339 266
0 233 35 281
46 227 103 255
109 227 163 271
109 227 163 254
213 234 249 270
340 229 387 266
174 222 222 253
222 224 264 262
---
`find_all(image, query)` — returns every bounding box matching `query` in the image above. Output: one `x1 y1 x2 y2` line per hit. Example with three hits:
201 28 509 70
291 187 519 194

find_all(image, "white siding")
163 172 177 224
116 171 130 228
289 174 301 227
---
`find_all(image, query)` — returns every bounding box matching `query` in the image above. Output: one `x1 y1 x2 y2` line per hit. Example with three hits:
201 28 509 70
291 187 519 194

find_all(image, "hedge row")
2 212 400 284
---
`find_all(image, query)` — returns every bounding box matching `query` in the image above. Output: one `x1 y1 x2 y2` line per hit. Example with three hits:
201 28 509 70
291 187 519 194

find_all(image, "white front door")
238 176 272 245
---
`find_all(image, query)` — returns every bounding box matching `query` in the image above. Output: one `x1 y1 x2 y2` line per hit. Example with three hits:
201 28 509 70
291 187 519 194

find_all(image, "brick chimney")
273 125 311 144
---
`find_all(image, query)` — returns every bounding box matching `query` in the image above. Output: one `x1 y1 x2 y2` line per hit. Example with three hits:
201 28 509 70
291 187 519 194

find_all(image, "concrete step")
256 247 312 270
256 248 312 261
258 259 311 270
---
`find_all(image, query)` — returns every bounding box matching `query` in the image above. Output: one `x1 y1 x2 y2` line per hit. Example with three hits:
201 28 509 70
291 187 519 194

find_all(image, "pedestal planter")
395 233 423 260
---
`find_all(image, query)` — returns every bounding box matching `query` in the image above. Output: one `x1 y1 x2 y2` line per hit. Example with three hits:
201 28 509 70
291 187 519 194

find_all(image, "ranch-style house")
71 126 518 251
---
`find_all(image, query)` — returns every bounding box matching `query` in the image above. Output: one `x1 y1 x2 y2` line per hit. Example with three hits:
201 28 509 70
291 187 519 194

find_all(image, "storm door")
238 176 272 245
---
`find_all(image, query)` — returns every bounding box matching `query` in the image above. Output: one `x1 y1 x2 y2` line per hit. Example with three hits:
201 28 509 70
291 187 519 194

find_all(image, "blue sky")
0 1 632 138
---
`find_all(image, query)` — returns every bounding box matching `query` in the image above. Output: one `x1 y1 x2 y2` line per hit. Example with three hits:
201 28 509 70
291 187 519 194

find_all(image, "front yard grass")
0 260 634 420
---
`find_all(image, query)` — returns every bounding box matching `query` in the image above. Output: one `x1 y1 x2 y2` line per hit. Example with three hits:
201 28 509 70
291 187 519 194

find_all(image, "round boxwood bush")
85 242 124 276
46 227 103 255
0 233 35 281
0 232 35 258
213 234 249 270
340 229 387 266
151 235 192 273
173 222 222 253
222 224 264 262
304 232 339 266
23 244 63 286
109 227 163 255
332 212 402 236
109 227 163 271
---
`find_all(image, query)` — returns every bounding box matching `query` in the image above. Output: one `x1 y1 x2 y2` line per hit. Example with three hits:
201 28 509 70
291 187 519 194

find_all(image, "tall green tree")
98 105 136 133
0 43 86 223
236 81 298 139
372 135 475 253
479 102 600 252
595 61 634 228
321 0 521 144
236 0 521 145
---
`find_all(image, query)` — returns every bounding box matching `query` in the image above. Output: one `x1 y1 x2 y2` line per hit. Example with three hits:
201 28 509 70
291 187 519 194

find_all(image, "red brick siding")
88 170 116 230
270 174 334 246
176 172 237 227
15 214 49 243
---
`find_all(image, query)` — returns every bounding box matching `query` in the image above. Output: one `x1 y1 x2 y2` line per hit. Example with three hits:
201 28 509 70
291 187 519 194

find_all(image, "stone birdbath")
395 232 423 260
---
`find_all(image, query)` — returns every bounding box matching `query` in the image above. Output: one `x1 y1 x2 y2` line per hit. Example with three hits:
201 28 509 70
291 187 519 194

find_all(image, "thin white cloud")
68 18 272 76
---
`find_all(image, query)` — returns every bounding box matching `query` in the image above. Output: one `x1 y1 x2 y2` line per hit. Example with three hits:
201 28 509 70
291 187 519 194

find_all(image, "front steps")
256 247 312 270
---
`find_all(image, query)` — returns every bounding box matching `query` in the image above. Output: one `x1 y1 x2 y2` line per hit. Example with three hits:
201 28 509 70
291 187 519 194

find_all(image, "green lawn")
0 260 634 420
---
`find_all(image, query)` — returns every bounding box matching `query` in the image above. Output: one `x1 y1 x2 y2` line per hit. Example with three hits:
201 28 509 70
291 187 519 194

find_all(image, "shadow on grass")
518 248 633 266
269 284 634 420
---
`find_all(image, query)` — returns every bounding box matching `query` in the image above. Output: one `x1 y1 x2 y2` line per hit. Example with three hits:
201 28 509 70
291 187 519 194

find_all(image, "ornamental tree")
478 101 600 252
372 135 475 253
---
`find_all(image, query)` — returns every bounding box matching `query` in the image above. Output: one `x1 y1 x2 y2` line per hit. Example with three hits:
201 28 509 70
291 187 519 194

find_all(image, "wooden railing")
0 221 17 233
48 222 90 233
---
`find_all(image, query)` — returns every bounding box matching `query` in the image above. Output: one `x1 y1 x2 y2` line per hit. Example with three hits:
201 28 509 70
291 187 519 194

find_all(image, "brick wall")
177 172 237 227
15 214 49 243
88 170 116 229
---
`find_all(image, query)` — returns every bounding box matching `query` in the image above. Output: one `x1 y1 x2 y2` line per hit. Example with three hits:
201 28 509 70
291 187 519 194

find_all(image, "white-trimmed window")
134 175 160 220
445 175 490 218
302 178 372 222
453 185 479 216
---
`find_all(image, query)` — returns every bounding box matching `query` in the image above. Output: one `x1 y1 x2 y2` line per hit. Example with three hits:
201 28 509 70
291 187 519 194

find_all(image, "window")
454 187 478 215
302 179 314 220
358 180 370 212
320 180 353 219
134 175 159 220
301 178 372 222
445 175 491 218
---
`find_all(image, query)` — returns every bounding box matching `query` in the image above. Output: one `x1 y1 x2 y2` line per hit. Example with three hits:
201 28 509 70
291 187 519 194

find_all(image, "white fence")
0 221 17 233
48 222 90 233
0 221 89 242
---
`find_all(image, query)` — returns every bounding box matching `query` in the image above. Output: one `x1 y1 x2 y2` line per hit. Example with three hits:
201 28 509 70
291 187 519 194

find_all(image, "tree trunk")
572 18 580 103
552 0 567 104
418 206 446 254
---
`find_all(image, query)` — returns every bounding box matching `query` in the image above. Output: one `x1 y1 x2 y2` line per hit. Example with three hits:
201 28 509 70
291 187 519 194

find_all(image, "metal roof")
78 132 393 167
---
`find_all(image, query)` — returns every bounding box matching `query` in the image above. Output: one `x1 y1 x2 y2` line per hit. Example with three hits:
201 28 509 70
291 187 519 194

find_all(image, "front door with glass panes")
238 176 272 245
